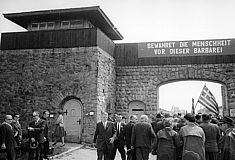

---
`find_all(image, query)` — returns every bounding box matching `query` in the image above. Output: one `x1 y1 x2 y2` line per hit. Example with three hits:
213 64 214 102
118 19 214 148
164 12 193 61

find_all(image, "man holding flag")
196 84 219 115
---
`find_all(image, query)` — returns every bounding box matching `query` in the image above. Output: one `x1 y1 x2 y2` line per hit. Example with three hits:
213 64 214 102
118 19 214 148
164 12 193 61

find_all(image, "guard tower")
2 6 123 49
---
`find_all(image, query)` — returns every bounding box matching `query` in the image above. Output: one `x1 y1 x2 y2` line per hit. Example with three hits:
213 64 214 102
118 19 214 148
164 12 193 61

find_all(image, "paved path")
51 145 156 160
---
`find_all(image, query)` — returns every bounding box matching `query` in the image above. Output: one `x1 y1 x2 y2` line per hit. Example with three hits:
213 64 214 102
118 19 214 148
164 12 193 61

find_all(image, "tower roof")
3 6 123 40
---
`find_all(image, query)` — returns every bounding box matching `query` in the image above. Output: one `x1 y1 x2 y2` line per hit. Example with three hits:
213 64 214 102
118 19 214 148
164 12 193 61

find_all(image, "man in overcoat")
1 115 16 160
179 113 205 160
131 115 156 160
199 114 221 160
94 112 117 160
219 116 235 160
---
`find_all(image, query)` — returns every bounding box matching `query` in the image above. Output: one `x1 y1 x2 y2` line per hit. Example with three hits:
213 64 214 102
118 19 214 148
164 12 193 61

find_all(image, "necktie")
117 123 120 133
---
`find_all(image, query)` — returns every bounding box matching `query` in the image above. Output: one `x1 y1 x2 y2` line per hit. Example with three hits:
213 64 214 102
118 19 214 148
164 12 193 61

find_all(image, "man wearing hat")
219 116 235 160
220 117 234 134
151 113 164 135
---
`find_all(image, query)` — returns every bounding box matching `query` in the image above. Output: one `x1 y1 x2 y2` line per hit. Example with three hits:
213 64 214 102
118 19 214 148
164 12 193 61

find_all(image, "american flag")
198 85 219 115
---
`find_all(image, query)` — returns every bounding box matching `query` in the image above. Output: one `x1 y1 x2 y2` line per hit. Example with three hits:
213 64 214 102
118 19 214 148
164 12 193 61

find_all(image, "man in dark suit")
1 115 16 160
28 111 46 160
125 115 137 160
93 112 117 160
12 113 22 148
41 110 50 160
131 115 156 160
111 114 126 160
11 113 22 159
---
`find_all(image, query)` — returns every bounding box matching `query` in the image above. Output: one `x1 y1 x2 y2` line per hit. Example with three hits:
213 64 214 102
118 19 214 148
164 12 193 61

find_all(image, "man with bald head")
1 115 16 160
131 115 156 160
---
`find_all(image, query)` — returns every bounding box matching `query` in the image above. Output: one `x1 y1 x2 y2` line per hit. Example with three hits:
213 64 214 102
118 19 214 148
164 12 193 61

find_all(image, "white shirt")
117 122 121 132
35 118 40 124
103 121 107 128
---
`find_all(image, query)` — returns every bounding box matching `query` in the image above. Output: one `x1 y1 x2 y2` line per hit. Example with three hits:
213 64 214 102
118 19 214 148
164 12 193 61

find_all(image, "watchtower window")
61 21 70 29
70 20 83 28
39 23 46 30
47 22 55 30
31 23 39 30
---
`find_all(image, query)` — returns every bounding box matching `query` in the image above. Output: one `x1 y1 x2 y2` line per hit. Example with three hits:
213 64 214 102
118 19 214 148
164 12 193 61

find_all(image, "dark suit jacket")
41 117 49 139
131 122 156 150
125 121 135 149
93 121 117 150
11 120 22 138
28 119 46 143
1 122 15 147
114 122 126 146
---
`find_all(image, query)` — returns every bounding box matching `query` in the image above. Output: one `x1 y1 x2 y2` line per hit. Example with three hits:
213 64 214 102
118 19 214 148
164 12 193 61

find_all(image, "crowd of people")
1 110 234 160
93 112 235 160
0 110 66 160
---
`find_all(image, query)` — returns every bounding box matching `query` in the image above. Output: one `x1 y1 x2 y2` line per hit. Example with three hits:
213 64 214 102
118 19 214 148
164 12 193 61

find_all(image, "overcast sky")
1 0 232 113
1 0 235 42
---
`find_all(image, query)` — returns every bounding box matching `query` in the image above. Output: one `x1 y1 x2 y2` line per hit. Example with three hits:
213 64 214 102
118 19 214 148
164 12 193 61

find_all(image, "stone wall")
116 63 235 118
96 49 116 121
83 48 116 141
0 47 116 143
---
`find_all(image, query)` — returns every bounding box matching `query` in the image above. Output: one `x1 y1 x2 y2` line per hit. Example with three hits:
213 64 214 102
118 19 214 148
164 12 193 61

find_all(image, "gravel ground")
51 145 156 160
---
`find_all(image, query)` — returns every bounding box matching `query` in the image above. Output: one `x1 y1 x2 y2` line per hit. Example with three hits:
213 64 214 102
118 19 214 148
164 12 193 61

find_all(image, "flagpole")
191 98 194 115
195 100 199 110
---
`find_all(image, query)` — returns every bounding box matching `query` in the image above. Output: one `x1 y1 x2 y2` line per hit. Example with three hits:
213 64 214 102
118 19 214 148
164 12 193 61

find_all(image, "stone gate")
1 6 235 143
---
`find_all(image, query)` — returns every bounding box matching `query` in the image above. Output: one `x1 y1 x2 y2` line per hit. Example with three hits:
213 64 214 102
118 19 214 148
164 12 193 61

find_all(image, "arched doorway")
128 100 146 120
63 99 83 143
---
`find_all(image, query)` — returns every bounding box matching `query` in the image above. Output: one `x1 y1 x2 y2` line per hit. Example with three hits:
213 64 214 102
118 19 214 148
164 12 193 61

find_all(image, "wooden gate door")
63 99 82 143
